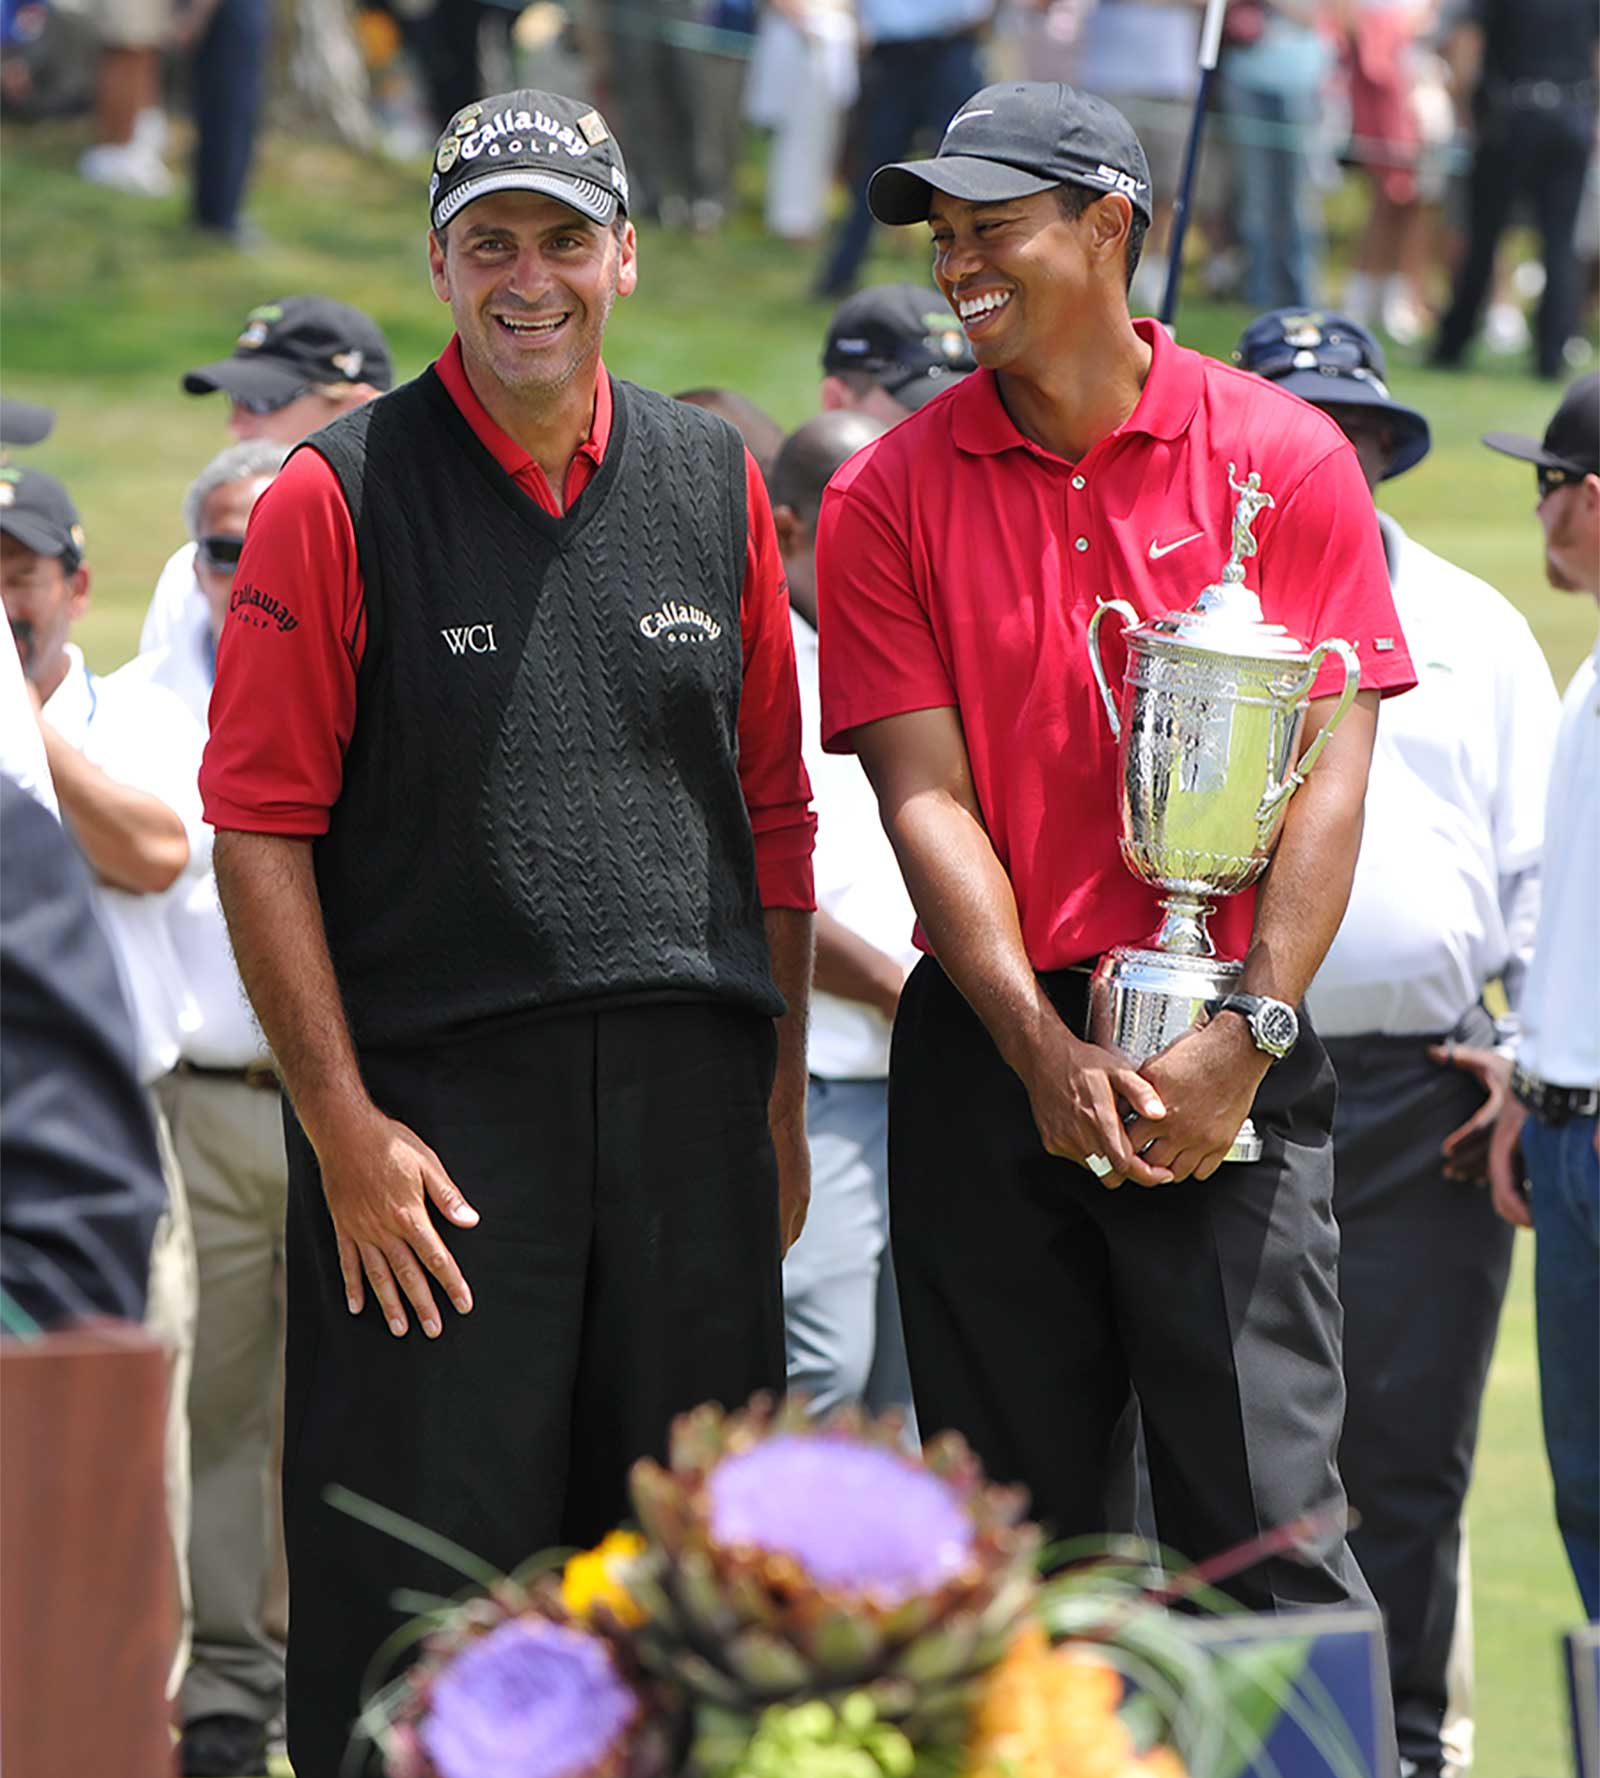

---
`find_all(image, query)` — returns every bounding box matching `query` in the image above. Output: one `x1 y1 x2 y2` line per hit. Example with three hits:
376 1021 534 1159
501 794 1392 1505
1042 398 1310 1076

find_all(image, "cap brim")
183 355 310 404
0 511 75 561
1272 370 1432 479
0 398 55 447
432 169 618 231
1481 428 1577 472
867 156 1059 225
888 366 971 411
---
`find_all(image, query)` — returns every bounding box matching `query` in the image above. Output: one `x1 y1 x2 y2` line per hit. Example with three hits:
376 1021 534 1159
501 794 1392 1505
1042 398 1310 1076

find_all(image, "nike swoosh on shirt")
1148 532 1204 560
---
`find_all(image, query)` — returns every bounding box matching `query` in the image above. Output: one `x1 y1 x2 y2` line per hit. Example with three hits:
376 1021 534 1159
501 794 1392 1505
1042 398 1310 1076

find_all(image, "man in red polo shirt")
200 88 815 1775
817 82 1416 1620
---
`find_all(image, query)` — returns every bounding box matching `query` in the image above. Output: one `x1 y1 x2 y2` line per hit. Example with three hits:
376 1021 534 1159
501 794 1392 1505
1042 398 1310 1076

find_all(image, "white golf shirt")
792 608 918 1079
43 644 205 1085
1308 515 1559 1038
1518 629 1600 1089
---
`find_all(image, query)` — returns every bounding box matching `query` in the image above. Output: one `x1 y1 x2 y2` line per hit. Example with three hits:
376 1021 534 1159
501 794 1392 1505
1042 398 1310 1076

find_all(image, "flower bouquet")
342 1396 1368 1778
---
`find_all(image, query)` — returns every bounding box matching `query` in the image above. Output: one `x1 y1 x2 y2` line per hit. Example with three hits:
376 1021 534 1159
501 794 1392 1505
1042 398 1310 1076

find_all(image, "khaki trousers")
157 1069 288 1728
146 1090 197 1702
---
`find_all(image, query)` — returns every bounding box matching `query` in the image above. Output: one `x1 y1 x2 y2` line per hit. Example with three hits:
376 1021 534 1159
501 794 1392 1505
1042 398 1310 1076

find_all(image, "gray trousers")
1326 1005 1513 1775
158 1069 289 1728
783 1076 917 1435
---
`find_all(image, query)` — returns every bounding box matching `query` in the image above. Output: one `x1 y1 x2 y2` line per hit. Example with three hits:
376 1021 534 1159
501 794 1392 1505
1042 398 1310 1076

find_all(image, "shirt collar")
951 318 1205 460
434 334 612 477
42 643 92 746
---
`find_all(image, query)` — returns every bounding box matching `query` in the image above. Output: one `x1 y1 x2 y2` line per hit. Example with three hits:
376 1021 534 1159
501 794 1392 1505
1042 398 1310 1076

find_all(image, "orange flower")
559 1529 646 1626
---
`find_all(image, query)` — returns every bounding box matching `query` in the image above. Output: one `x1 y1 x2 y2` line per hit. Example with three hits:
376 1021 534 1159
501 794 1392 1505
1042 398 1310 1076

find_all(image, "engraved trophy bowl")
1083 468 1361 1164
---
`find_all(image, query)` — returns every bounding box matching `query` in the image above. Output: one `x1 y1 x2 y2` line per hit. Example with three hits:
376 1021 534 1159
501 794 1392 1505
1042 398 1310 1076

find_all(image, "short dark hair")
1056 184 1146 292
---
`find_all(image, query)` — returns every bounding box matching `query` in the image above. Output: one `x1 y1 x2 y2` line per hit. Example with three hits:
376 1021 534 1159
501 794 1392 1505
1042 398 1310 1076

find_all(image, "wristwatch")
1203 993 1299 1063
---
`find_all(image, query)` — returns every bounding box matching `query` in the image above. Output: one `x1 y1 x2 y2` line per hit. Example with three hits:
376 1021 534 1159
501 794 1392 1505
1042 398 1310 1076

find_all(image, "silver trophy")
1084 466 1361 1163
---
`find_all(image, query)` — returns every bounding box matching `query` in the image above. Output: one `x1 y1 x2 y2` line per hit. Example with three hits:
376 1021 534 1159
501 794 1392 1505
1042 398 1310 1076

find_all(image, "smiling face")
428 189 637 400
927 186 1131 374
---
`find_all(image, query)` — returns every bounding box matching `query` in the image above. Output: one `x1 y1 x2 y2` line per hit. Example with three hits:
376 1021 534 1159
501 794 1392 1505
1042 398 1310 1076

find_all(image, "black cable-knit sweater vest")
304 367 783 1049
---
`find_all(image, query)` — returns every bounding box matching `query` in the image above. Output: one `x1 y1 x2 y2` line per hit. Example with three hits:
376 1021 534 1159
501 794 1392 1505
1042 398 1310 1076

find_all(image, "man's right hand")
1016 1023 1173 1188
314 1108 481 1338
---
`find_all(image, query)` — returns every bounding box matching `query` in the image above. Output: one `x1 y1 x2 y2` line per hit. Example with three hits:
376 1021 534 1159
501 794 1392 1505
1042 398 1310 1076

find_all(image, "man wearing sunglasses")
1484 374 1600 1623
138 298 393 665
1237 308 1561 1778
134 440 290 1778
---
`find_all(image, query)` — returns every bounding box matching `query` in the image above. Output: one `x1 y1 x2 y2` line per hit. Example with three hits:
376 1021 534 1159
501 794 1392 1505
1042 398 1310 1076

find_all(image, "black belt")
1514 1065 1600 1126
176 1058 281 1092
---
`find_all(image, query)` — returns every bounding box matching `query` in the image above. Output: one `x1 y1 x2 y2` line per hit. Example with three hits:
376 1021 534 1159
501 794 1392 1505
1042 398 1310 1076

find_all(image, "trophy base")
1087 945 1263 1166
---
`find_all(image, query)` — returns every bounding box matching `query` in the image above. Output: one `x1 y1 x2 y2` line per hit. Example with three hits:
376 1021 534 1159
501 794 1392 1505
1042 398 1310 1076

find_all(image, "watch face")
1256 1002 1298 1055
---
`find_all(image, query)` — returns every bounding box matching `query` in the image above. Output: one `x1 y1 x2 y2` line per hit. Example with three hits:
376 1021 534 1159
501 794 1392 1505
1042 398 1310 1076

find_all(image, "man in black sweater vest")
199 89 816 1777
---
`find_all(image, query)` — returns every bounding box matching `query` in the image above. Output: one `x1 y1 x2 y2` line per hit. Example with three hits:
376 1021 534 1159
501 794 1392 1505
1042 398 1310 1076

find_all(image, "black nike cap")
868 82 1153 228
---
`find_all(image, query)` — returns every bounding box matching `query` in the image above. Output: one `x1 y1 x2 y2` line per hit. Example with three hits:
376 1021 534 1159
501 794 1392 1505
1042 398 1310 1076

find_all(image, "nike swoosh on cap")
946 109 995 129
1148 532 1203 560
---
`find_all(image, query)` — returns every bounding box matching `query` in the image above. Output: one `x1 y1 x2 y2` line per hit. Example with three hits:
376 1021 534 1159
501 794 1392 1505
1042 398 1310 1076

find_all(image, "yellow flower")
560 1529 647 1626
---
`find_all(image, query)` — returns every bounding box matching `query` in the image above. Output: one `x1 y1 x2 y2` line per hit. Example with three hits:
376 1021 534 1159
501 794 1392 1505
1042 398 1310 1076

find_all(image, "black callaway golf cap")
1234 308 1430 480
429 89 630 232
184 297 394 409
0 467 86 570
823 284 976 410
868 82 1153 228
1483 373 1599 480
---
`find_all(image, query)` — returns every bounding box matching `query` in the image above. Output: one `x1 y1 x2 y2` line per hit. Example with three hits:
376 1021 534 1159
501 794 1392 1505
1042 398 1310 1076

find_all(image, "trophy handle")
1086 599 1140 739
1254 638 1362 838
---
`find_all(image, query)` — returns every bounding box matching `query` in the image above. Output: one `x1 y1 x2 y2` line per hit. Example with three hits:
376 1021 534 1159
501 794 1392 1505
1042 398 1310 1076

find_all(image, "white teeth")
958 291 1011 322
498 314 566 334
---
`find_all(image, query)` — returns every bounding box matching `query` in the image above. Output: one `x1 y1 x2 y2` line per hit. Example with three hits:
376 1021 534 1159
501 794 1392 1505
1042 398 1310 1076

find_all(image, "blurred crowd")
1 0 1596 373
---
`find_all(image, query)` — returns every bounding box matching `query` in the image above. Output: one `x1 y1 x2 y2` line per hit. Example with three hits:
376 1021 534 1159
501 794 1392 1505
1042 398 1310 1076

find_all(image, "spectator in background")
2 467 206 1699
675 387 786 482
140 298 392 659
746 0 859 243
1341 0 1433 343
188 0 269 241
1238 306 1560 1778
1484 376 1600 1622
1431 0 1598 380
815 0 992 295
0 406 58 813
79 0 172 196
820 281 976 422
2 775 168 1333
138 442 290 1778
1217 0 1331 307
770 408 920 1431
1073 0 1203 307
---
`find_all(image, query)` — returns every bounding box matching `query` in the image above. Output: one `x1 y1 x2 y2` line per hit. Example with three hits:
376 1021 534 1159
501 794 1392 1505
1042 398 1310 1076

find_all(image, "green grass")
2 118 1588 1778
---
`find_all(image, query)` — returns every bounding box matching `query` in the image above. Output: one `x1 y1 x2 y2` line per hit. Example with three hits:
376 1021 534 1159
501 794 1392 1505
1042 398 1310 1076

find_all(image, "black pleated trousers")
1326 1010 1514 1775
280 1001 785 1778
888 957 1373 1613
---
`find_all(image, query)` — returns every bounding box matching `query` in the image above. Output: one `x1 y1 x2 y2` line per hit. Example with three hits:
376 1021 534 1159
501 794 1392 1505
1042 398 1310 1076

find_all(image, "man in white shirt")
1 465 206 1705
769 411 918 1428
1238 309 1562 1776
1485 374 1600 1624
139 298 391 669
137 440 290 1778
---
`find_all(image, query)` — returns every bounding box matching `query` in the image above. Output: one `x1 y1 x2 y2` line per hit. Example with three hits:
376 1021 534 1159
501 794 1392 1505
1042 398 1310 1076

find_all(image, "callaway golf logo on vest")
638 599 723 645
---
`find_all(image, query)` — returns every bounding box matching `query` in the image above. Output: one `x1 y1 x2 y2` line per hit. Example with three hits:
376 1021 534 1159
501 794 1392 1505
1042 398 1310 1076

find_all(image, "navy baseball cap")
0 467 86 570
1234 308 1431 481
184 297 394 409
1483 373 1599 482
868 82 1153 228
429 90 630 231
823 284 976 410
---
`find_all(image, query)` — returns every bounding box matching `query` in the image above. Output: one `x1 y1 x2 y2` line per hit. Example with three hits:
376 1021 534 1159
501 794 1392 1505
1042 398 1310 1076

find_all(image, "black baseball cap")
868 82 1153 228
823 284 977 411
1233 308 1430 480
183 297 394 409
0 397 54 448
428 89 630 232
0 467 86 570
1483 373 1600 483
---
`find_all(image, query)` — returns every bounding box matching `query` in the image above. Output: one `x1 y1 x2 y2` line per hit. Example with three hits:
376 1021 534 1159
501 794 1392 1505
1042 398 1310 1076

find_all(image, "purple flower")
420 1618 637 1778
706 1433 975 1603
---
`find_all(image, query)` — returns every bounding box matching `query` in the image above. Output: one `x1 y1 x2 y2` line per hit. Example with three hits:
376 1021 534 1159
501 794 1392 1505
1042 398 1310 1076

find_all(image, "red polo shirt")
201 337 815 909
816 319 1416 970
